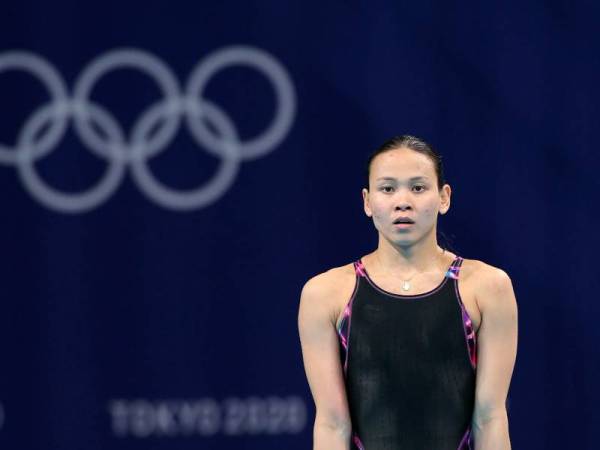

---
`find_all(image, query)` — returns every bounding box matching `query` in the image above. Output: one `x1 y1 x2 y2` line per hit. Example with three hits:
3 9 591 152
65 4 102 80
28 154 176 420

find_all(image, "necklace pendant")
402 280 411 291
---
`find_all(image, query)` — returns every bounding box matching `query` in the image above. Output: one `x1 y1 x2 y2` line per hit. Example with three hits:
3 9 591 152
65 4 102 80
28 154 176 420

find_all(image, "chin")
387 235 416 246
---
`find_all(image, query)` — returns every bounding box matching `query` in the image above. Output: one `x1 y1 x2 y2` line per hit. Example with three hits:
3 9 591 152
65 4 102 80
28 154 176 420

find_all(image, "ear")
362 188 372 217
439 184 451 215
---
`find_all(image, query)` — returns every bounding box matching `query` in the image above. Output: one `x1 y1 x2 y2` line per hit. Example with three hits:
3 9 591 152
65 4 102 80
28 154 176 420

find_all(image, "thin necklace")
374 252 445 292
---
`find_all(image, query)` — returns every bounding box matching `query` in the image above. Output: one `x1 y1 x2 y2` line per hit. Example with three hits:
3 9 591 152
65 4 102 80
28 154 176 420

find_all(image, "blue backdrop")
1 1 598 449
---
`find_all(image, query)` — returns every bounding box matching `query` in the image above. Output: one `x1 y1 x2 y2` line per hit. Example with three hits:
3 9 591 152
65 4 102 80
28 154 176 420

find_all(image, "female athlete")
298 135 518 449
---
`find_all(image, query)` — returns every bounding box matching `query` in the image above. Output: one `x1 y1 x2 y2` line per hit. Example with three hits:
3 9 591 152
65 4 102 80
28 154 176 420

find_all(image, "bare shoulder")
299 262 357 328
460 258 516 310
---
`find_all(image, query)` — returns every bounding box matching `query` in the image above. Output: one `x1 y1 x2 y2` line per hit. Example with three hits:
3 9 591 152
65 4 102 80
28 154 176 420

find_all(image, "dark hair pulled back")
365 135 446 191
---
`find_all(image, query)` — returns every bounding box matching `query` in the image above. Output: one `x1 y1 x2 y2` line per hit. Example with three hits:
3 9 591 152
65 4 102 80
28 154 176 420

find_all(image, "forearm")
472 409 511 450
313 419 351 450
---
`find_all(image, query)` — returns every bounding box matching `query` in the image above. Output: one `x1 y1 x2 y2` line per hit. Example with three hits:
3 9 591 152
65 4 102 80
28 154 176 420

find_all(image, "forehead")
370 148 436 178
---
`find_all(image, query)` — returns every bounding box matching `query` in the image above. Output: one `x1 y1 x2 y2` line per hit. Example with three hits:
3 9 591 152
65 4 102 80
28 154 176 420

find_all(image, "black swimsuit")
337 255 477 449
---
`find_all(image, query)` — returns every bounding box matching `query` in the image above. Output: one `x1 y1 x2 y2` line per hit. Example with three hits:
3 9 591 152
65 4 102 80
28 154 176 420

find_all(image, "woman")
298 135 518 449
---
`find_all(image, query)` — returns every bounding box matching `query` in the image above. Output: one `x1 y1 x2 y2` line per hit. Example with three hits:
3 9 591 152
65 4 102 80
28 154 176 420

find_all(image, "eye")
413 185 426 193
380 186 394 193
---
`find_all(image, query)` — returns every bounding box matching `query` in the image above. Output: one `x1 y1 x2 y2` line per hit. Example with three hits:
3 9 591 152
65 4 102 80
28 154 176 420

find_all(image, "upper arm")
473 267 519 423
298 274 351 429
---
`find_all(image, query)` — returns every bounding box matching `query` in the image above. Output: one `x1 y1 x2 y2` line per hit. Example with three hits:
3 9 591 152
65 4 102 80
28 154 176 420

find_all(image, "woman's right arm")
298 273 352 450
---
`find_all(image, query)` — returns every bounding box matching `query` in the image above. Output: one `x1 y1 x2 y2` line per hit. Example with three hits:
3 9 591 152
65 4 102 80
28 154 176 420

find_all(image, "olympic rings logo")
0 46 296 213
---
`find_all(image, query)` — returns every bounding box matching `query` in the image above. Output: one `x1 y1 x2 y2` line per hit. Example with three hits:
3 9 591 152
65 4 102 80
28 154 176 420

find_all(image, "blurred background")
0 1 598 449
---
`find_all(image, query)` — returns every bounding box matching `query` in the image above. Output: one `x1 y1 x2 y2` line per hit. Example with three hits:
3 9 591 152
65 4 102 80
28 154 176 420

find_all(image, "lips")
393 217 415 224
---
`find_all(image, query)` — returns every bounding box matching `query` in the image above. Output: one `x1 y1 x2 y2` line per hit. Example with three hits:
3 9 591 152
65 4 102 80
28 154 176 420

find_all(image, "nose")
394 188 412 211
394 198 412 211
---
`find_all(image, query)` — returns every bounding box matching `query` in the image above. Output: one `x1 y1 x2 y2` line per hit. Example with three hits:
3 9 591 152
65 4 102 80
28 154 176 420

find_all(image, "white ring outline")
16 102 127 213
0 52 69 163
130 99 242 210
186 45 296 161
72 48 182 161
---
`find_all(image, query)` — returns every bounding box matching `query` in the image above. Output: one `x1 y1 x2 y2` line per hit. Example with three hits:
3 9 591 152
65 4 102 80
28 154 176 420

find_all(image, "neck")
369 230 446 276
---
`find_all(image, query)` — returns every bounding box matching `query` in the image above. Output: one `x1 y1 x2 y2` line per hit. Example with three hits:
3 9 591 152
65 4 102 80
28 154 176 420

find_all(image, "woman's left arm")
471 266 519 450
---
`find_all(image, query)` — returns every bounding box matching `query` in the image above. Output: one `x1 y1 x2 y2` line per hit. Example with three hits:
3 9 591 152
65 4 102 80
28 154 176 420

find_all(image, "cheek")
369 203 387 224
372 214 385 227
422 201 439 219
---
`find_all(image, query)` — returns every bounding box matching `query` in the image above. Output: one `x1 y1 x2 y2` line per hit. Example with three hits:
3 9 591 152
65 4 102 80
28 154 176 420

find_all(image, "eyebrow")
376 176 430 182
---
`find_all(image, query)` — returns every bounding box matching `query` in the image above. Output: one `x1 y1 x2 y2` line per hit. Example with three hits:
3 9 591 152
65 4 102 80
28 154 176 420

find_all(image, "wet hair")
364 135 446 191
364 135 456 253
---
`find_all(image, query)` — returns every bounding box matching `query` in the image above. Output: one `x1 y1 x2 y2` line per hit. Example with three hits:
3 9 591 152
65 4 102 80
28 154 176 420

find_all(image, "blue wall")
0 1 598 449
